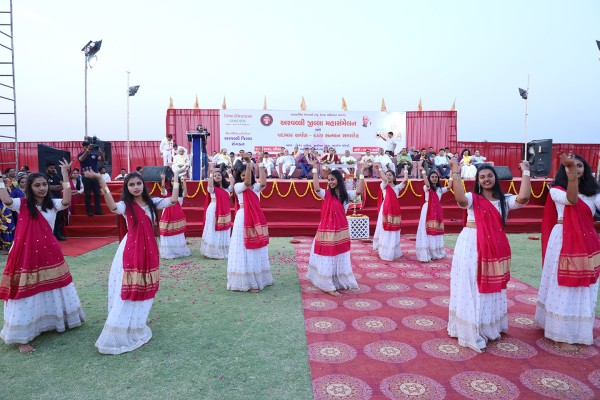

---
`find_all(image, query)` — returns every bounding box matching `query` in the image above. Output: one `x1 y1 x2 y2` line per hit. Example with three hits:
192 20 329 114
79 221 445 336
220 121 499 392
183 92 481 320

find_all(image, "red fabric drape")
165 109 221 156
406 111 457 153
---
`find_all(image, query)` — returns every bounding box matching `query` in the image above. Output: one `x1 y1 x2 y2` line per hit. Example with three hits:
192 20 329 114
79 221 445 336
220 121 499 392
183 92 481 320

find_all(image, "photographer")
78 138 104 217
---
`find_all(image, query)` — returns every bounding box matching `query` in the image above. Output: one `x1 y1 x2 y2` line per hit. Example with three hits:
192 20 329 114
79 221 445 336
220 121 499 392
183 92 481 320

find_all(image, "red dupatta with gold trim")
159 201 186 236
472 194 512 293
122 201 160 301
314 190 351 256
381 184 402 231
425 186 445 236
541 187 600 287
242 188 269 249
204 186 232 231
0 200 72 300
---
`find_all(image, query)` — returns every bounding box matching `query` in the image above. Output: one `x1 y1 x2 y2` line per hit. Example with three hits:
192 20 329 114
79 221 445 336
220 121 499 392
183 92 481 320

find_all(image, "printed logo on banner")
260 114 273 127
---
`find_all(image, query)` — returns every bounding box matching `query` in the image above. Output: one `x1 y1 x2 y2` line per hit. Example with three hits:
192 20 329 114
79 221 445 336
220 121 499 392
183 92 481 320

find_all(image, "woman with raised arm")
158 173 191 259
447 158 531 352
372 164 408 261
535 154 600 350
84 170 180 354
0 160 85 354
201 164 234 259
416 168 448 262
306 159 366 296
226 156 272 292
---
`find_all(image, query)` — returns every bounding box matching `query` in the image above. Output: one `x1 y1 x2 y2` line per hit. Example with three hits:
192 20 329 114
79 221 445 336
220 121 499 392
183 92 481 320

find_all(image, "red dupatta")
204 186 232 231
541 187 600 287
472 194 512 293
122 201 160 301
242 187 269 249
314 190 351 256
425 186 444 235
380 184 401 231
159 201 186 236
0 201 72 300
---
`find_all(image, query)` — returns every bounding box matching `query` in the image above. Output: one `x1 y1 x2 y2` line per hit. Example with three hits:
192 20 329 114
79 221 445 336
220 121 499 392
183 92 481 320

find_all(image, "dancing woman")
85 171 180 354
226 156 272 293
201 165 234 259
372 164 408 261
306 160 366 296
416 168 448 262
535 154 600 350
158 174 191 259
447 158 531 352
0 161 85 354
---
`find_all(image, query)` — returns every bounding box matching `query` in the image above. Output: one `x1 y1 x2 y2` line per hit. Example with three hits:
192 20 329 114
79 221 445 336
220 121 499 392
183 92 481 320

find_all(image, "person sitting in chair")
172 147 190 177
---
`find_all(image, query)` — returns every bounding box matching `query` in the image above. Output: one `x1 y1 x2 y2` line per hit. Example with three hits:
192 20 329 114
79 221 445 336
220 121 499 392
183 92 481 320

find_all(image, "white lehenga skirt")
200 202 231 259
307 239 359 292
226 208 273 291
0 283 85 345
372 209 402 261
159 233 191 259
447 227 508 352
96 235 155 355
535 224 599 345
415 203 446 262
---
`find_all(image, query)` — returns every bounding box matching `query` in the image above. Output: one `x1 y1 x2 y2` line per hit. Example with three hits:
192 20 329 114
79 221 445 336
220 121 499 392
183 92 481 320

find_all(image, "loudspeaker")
96 139 112 174
494 166 513 180
527 139 552 177
38 144 70 173
141 166 173 183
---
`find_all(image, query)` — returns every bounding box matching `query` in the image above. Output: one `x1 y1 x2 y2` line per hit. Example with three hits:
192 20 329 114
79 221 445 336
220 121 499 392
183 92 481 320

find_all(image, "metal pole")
84 56 88 140
523 74 530 161
127 71 131 173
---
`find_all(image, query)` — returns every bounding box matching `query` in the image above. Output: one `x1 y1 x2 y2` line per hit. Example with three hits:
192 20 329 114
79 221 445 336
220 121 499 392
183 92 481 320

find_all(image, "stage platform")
65 178 555 238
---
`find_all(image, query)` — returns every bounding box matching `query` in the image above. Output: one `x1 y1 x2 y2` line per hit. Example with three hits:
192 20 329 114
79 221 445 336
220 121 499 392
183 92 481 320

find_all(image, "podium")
187 131 208 180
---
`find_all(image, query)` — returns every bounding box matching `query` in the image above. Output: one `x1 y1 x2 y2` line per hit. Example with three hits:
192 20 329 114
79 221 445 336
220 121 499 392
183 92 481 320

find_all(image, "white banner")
219 110 406 154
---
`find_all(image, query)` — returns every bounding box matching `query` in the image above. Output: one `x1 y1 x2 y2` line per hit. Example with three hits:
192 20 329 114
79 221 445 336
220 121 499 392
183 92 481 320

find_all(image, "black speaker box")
38 144 71 173
141 166 173 183
527 139 552 177
494 166 513 180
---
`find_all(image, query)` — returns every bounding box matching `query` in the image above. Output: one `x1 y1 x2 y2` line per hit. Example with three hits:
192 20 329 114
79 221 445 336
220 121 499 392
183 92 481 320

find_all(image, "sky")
5 0 600 144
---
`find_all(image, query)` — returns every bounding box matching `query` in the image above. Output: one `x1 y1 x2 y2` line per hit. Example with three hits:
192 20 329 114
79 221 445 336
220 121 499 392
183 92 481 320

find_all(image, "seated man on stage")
113 168 127 181
340 150 357 175
172 146 190 177
261 152 275 178
278 149 296 179
434 148 451 178
396 148 413 176
360 149 375 177
320 147 340 173
471 149 487 166
375 148 394 175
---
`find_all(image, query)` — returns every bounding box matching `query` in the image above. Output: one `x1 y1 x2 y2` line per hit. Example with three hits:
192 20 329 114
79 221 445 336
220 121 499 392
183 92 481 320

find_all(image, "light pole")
518 74 530 161
127 71 140 173
81 40 102 140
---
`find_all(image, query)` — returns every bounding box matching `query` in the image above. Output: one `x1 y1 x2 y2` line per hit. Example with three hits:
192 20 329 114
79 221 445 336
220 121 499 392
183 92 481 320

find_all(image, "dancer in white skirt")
416 168 448 262
201 165 234 259
447 158 531 352
227 157 272 293
0 162 85 354
372 164 408 261
535 154 600 351
85 171 180 354
159 173 191 259
306 161 366 296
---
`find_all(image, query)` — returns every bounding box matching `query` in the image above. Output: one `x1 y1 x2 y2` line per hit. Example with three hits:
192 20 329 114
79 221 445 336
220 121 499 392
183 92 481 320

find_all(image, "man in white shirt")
277 149 296 179
172 146 190 177
99 166 111 183
261 152 275 178
113 168 127 181
360 149 375 177
376 131 397 157
471 149 487 166
434 148 451 178
340 150 357 175
214 148 232 170
375 148 394 175
159 134 175 166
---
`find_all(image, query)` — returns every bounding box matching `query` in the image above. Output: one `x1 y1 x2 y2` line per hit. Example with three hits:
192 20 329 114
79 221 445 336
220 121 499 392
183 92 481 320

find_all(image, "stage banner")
219 110 406 154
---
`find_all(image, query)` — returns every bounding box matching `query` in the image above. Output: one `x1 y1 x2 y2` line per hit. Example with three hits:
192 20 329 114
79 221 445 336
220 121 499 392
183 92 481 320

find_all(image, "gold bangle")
312 168 317 174
62 182 71 189
358 174 365 179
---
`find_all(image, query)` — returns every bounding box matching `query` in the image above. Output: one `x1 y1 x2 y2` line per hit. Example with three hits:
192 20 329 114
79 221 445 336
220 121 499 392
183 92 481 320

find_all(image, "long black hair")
327 170 349 205
552 154 599 197
120 172 158 228
212 170 230 189
25 173 55 218
385 170 397 186
426 170 441 190
234 166 256 186
473 165 508 226
165 175 184 197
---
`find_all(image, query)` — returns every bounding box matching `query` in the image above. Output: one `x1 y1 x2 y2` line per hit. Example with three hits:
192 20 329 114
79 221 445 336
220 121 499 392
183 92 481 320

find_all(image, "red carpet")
295 236 600 400
59 237 118 257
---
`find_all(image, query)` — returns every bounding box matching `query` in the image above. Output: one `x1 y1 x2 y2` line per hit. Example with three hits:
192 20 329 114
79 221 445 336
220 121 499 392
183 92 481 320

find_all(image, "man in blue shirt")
77 140 104 217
